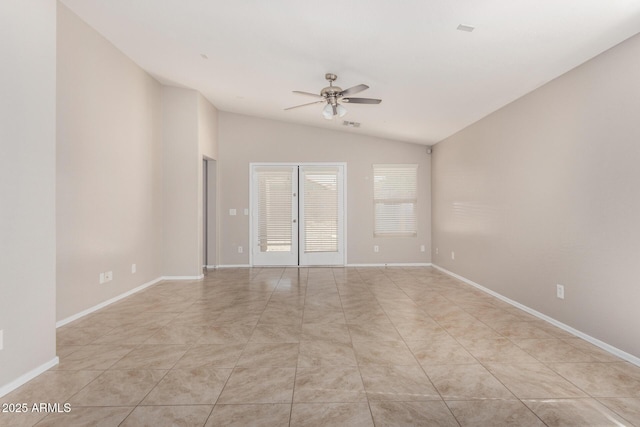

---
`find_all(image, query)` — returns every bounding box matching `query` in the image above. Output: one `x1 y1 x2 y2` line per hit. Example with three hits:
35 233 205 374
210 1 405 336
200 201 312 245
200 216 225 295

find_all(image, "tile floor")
1 267 640 426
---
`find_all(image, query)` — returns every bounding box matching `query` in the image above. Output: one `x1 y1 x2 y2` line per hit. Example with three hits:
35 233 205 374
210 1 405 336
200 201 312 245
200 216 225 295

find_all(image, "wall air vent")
457 24 475 32
342 121 361 128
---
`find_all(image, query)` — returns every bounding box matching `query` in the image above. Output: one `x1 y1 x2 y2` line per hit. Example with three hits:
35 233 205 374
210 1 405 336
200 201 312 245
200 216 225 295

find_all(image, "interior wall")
161 89 218 276
206 160 218 267
432 33 640 358
56 4 163 321
218 112 431 266
161 87 199 277
0 0 57 392
197 94 218 270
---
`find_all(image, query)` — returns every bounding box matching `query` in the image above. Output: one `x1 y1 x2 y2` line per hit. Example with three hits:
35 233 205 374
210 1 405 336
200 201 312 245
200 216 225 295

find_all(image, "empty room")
2 0 640 426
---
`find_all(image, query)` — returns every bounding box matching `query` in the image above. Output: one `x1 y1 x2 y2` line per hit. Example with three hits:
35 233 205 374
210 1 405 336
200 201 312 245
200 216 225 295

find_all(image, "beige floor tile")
120 405 213 427
294 366 366 403
108 344 189 370
236 342 299 367
369 401 458 427
407 336 477 366
352 340 418 366
197 322 255 344
303 308 347 324
392 320 449 342
524 398 630 426
205 404 291 427
0 370 103 405
461 338 540 363
359 364 440 401
249 324 301 343
298 341 358 367
0 410 48 427
547 362 640 397
290 403 373 427
425 364 516 400
347 322 403 342
173 344 245 369
301 323 352 343
491 321 555 340
447 400 545 426
216 367 295 404
6 267 636 426
512 338 597 362
55 345 135 370
486 363 587 398
92 326 160 345
56 326 113 346
563 339 626 362
68 370 167 406
598 397 640 425
34 406 134 427
142 367 232 405
143 324 206 344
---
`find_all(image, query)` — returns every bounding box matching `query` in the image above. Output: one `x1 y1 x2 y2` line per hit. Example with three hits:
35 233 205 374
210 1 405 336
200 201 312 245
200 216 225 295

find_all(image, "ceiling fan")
285 73 382 120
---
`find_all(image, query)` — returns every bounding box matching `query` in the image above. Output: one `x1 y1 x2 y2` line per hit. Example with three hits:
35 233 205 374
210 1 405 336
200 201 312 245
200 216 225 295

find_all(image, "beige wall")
218 112 431 266
432 33 640 358
161 87 200 276
56 4 164 320
0 0 57 391
162 88 219 276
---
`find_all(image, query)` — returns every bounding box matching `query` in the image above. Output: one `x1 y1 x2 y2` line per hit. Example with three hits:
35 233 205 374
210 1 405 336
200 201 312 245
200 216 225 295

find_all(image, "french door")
250 163 345 266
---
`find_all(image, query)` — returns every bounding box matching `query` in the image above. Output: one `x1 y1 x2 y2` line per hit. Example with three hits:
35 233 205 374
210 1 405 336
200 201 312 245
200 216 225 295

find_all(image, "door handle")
293 219 297 223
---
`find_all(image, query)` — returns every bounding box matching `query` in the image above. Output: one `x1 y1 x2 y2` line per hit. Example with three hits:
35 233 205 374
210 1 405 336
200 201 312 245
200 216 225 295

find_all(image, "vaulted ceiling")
60 0 640 144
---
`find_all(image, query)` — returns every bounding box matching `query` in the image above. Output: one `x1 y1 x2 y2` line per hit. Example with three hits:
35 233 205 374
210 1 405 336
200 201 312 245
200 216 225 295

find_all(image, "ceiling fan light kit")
286 73 382 120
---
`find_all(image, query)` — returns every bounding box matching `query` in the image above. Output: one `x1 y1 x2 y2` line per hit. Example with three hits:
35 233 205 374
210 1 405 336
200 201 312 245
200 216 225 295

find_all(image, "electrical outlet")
451 251 455 260
229 209 237 216
556 284 565 299
0 329 4 350
238 246 243 253
131 264 137 274
420 245 425 252
105 271 113 282
436 248 439 255
374 245 379 253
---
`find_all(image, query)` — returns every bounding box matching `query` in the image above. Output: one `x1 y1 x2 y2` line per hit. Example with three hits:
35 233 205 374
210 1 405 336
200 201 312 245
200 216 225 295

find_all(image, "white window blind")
303 167 338 253
256 168 293 252
373 164 418 237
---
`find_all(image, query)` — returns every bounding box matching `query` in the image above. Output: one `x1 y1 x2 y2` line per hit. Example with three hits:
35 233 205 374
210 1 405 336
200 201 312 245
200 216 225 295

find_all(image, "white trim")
217 264 252 268
56 277 164 328
0 357 59 398
204 265 217 269
432 264 640 367
161 275 204 280
346 263 432 267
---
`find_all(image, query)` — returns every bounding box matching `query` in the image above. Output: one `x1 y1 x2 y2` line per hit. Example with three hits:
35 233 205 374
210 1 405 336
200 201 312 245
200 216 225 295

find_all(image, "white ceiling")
60 0 640 145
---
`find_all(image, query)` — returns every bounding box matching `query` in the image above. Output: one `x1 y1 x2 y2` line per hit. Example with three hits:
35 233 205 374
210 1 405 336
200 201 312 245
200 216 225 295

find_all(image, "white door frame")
249 162 347 267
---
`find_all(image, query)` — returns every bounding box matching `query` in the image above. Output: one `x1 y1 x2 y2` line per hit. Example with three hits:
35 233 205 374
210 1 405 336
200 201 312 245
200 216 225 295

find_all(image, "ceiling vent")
457 24 475 32
342 121 361 128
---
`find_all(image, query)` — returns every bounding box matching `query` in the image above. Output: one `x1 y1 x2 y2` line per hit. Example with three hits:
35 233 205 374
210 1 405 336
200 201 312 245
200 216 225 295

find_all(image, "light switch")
229 209 237 216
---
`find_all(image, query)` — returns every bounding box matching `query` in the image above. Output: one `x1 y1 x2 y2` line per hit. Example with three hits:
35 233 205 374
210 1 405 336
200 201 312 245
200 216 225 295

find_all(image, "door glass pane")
302 167 338 253
257 168 292 252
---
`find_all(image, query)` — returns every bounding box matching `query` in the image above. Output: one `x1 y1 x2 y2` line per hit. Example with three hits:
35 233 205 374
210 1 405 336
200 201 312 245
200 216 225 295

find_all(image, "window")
373 164 418 237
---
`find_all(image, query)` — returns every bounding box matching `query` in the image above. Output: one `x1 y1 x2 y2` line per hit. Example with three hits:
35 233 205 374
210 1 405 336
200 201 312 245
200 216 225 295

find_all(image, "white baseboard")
0 356 59 398
204 265 217 269
56 277 164 328
217 264 251 268
346 263 432 267
162 275 204 280
432 264 640 367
